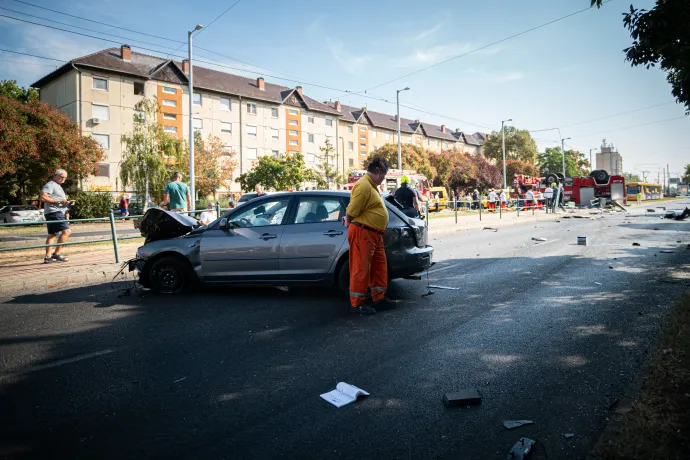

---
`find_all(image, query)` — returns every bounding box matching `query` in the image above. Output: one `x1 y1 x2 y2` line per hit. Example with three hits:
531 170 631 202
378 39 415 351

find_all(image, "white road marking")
427 262 465 274
428 285 462 290
0 348 116 381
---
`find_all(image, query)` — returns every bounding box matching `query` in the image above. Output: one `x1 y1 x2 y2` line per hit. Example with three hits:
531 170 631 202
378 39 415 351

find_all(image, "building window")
360 127 366 132
247 147 257 159
162 86 176 94
271 107 278 118
349 159 354 167
408 135 412 142
247 125 257 137
163 113 176 120
220 122 232 133
360 135 366 140
371 129 376 138
92 104 109 121
289 139 298 146
348 125 353 134
385 132 390 140
164 126 177 134
307 115 314 124
288 109 299 115
163 99 177 107
289 119 298 126
289 130 298 136
360 143 366 149
372 145 377 150
436 140 440 147
97 163 110 177
348 141 353 151
247 102 257 114
92 133 110 149
220 98 231 111
271 128 279 139
134 81 145 96
193 93 202 105
272 150 279 157
308 134 314 143
325 118 333 127
134 110 145 123
444 141 449 148
193 118 203 132
92 77 108 91
308 154 315 163
360 151 367 156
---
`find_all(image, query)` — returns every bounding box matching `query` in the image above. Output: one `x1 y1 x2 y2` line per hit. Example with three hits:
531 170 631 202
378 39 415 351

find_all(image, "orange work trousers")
348 224 387 308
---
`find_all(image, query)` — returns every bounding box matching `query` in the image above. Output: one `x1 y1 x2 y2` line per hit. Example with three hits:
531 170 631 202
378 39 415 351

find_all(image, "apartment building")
32 45 340 193
326 102 485 170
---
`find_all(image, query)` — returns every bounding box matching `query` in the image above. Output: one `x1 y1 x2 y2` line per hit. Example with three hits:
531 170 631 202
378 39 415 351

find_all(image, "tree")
468 154 502 190
0 80 39 103
681 165 690 184
505 159 541 181
0 95 104 202
623 172 642 182
236 152 315 192
482 126 539 165
368 143 437 180
537 147 590 177
590 0 690 114
175 132 237 198
120 98 185 202
315 138 339 187
429 150 477 193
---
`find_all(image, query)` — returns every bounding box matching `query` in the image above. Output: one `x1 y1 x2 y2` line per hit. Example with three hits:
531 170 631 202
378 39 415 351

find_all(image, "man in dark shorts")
40 169 73 263
394 175 420 218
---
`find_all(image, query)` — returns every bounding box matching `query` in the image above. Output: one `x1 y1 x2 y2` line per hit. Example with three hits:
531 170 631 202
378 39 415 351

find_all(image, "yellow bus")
626 182 663 202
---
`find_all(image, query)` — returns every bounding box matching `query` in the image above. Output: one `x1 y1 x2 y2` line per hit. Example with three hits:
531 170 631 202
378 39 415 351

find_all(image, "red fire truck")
515 171 626 206
345 169 432 197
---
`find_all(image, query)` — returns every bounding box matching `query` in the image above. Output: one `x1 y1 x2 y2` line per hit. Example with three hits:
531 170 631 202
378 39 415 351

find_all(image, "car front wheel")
149 257 188 294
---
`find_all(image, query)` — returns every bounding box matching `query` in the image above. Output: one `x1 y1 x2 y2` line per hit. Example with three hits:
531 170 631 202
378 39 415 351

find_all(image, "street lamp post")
188 24 203 210
560 137 571 176
396 87 410 170
501 119 512 189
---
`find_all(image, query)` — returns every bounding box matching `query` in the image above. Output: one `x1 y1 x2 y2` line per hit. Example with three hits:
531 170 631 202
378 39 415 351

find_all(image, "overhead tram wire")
333 0 614 98
194 0 243 38
570 116 687 139
0 48 67 63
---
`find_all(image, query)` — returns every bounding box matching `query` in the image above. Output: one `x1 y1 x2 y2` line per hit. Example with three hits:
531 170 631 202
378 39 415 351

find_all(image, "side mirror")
219 217 228 230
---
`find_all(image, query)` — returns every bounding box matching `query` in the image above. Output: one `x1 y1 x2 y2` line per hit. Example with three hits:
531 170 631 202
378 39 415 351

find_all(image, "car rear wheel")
337 259 350 295
149 257 188 294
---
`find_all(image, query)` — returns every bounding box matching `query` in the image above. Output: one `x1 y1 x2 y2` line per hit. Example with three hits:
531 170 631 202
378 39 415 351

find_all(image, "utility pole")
396 87 410 170
188 24 204 209
501 119 512 189
642 170 649 182
561 137 571 176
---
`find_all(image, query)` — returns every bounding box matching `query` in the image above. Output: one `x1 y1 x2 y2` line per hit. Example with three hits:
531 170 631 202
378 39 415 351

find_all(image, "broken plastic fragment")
531 237 547 242
503 420 533 430
564 433 576 438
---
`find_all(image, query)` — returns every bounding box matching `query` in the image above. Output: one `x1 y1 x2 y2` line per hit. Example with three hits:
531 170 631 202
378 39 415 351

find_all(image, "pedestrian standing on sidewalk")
342 156 397 315
488 189 497 213
537 191 544 210
40 169 73 263
500 190 508 210
472 189 479 210
525 189 534 210
120 193 130 221
164 172 191 213
465 191 472 211
543 186 553 213
636 190 642 206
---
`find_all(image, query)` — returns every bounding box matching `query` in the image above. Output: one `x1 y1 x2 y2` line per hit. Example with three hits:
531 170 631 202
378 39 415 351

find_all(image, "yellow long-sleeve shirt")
347 174 388 231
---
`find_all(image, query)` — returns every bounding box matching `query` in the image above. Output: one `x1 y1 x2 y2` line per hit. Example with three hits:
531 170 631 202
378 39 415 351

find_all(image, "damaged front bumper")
128 258 146 273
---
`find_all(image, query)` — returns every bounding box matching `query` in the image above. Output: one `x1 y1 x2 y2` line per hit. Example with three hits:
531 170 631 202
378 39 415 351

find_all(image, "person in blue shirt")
164 172 191 212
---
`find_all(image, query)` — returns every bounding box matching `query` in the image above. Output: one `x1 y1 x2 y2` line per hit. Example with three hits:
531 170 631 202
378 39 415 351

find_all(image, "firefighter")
342 156 397 315
394 175 420 218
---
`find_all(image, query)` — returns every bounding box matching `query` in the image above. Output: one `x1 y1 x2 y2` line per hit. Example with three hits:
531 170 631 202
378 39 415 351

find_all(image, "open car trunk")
139 208 198 243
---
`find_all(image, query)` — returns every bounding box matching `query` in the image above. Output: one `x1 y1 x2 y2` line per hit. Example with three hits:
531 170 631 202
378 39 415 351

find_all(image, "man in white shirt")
488 189 497 213
499 190 508 210
525 190 534 210
537 191 544 210
543 185 554 213
198 202 217 226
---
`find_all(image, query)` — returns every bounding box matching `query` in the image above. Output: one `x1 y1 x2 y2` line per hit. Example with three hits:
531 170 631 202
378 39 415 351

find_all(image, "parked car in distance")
428 187 449 212
0 205 45 223
132 191 433 294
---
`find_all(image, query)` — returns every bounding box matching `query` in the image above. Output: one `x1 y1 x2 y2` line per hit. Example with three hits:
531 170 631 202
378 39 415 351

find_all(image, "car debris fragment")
503 420 533 430
564 433 576 438
507 438 535 459
531 237 547 242
442 388 482 407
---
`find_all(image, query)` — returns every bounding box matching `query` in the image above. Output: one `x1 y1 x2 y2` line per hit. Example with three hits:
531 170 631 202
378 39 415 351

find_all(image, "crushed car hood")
139 208 199 243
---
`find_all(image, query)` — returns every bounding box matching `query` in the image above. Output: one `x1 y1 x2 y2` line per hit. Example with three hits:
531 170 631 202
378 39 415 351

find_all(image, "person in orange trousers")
342 156 398 315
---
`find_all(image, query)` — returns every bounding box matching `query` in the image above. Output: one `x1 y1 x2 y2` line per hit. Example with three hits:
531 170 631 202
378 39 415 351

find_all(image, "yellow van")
429 187 449 212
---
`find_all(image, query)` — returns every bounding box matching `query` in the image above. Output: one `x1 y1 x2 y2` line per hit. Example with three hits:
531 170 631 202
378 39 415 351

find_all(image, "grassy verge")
593 292 690 459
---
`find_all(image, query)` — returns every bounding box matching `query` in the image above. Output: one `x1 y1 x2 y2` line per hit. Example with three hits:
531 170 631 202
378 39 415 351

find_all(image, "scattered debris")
608 266 614 269
677 241 682 243
664 208 690 220
531 237 547 242
595 282 602 285
660 250 674 254
442 388 482 407
573 215 584 219
321 382 369 408
647 209 655 212
507 438 536 459
577 236 587 246
428 285 462 290
653 228 661 231
564 433 576 439
632 242 641 247
173 377 187 383
503 420 534 430
483 227 498 231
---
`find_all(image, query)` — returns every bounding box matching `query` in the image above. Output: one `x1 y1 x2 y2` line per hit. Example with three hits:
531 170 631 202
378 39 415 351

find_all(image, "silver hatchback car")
132 191 433 294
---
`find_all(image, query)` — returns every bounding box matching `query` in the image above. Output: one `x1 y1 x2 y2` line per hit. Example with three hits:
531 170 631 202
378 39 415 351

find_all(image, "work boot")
372 297 398 310
350 305 377 315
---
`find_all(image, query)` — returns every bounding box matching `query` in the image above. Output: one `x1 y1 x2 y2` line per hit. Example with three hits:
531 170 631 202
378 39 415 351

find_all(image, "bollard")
425 202 429 222
517 198 520 217
455 198 458 223
499 199 502 219
479 199 482 221
109 209 120 263
215 200 220 218
532 200 535 215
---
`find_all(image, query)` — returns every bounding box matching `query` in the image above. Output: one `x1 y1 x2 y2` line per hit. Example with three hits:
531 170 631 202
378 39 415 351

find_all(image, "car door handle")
259 233 278 240
323 230 343 237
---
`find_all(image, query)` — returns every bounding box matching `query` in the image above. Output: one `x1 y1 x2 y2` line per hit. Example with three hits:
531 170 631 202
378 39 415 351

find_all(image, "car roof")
257 190 351 198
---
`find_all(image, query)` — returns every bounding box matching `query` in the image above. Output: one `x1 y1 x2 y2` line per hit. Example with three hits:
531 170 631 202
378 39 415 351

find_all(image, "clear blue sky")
1 0 687 180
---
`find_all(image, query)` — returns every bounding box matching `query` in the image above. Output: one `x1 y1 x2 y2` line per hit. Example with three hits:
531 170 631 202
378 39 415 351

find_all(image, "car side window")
293 197 345 224
228 198 291 228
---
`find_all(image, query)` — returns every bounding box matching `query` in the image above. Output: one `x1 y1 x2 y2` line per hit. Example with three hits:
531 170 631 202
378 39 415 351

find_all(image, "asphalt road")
1 200 689 459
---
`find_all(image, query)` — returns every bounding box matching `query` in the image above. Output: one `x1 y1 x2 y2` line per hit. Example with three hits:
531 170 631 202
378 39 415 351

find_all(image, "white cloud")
457 67 525 84
413 22 444 41
391 42 501 68
325 37 376 75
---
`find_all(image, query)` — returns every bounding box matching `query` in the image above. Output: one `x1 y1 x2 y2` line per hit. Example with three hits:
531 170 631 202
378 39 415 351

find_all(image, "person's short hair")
173 172 182 180
55 169 67 177
367 156 389 174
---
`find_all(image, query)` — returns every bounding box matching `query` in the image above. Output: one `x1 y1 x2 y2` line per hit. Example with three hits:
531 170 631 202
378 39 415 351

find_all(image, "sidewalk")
0 243 138 296
427 207 566 236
